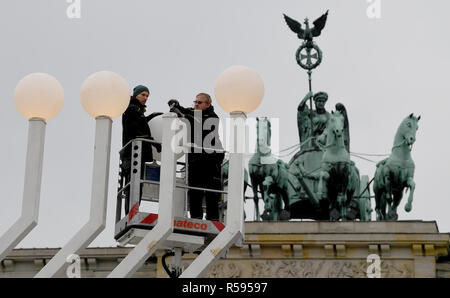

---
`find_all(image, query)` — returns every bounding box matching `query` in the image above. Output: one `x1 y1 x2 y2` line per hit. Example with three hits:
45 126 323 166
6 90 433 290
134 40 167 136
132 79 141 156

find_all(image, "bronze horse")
248 117 275 221
373 114 420 220
317 111 359 221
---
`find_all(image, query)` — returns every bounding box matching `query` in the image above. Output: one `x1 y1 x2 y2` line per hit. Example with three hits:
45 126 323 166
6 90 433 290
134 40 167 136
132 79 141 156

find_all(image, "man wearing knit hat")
121 85 163 214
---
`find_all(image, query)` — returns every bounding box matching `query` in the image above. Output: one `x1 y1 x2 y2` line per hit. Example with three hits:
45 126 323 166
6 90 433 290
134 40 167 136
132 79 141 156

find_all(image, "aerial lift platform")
111 113 242 278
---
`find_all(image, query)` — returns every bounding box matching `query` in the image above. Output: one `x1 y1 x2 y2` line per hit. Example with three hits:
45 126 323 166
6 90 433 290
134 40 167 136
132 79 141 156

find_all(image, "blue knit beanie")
133 85 149 97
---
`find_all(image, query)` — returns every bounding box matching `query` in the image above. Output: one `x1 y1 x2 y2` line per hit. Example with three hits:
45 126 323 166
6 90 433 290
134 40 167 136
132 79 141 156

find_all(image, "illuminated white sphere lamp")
14 72 64 121
214 65 264 114
80 70 130 119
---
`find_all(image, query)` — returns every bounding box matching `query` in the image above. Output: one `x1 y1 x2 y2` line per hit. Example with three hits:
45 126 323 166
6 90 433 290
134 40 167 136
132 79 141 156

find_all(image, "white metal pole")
0 119 46 261
180 111 246 278
108 113 178 278
35 116 112 278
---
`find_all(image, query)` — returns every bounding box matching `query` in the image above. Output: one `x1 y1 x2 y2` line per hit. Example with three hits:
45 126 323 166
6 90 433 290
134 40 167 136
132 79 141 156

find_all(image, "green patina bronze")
373 114 420 220
240 11 420 222
248 117 281 221
296 91 350 151
246 113 418 222
316 111 360 221
261 160 301 221
283 11 328 71
248 118 300 221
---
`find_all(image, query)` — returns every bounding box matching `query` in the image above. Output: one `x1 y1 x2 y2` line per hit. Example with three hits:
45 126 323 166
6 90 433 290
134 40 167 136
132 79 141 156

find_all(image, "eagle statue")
283 10 329 42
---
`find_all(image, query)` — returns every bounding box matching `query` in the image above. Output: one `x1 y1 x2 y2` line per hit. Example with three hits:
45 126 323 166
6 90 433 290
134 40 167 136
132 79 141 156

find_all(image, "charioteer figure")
297 91 350 152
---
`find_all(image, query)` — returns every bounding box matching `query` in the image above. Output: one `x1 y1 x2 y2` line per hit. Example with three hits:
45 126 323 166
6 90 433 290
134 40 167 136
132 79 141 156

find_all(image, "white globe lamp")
14 73 64 121
80 71 129 119
214 65 264 114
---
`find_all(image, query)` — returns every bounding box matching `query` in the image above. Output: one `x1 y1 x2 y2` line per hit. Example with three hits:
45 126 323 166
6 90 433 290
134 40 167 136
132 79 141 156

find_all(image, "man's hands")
168 99 184 116
153 143 162 153
168 99 180 108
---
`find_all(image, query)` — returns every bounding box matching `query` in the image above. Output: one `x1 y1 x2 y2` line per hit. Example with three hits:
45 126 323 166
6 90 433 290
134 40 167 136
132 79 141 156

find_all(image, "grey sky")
0 0 449 248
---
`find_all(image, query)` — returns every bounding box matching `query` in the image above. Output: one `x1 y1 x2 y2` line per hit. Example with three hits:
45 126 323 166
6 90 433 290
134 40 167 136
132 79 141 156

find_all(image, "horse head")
326 111 345 145
396 113 420 149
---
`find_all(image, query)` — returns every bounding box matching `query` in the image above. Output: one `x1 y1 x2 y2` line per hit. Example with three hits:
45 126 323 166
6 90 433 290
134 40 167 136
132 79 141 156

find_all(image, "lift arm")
108 113 178 278
180 112 246 278
0 120 46 261
35 117 112 278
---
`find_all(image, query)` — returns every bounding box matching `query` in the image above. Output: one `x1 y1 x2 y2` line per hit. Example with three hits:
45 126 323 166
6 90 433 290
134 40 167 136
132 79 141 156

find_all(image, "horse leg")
272 194 280 221
381 192 390 220
317 169 330 199
280 192 290 221
374 166 387 221
254 182 264 221
373 177 383 220
375 186 389 220
263 195 272 221
381 172 392 220
346 189 356 220
328 192 339 221
349 169 360 220
404 177 415 212
387 190 402 220
262 176 273 221
242 180 248 220
275 196 281 221
250 173 260 222
374 189 383 221
338 192 346 221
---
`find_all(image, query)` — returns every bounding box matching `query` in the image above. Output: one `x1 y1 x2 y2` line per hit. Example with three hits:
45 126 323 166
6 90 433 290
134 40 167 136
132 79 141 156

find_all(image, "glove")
170 106 182 115
153 143 162 153
168 99 180 108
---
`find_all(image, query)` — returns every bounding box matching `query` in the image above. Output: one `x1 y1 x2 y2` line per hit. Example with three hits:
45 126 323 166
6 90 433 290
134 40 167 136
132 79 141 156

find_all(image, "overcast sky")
0 0 449 249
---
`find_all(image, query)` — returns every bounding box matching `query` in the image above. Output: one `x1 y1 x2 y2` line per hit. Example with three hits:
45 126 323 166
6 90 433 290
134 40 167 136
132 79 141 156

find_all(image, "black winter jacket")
175 104 224 166
121 97 160 163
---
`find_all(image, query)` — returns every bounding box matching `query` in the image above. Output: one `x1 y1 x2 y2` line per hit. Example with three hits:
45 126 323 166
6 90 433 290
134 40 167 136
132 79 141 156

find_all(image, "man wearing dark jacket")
168 93 224 221
121 85 162 213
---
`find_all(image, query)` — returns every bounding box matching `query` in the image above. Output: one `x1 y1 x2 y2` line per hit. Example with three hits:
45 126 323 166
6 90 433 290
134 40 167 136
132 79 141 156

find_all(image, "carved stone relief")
202 259 413 278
